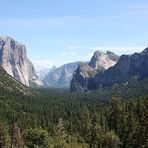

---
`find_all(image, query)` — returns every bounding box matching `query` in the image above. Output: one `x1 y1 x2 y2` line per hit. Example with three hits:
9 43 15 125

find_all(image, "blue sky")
0 0 148 67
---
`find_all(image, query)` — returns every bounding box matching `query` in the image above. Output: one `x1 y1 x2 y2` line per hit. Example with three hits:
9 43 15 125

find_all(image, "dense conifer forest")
0 80 148 148
1 0 148 147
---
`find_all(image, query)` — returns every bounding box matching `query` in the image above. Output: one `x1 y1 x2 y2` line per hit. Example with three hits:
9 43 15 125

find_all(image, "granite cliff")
70 51 119 91
70 48 148 92
93 48 148 89
0 36 42 86
43 62 80 88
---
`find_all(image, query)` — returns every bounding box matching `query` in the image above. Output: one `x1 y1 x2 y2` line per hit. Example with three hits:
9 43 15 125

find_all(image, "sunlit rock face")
89 50 119 70
0 36 42 86
70 50 119 92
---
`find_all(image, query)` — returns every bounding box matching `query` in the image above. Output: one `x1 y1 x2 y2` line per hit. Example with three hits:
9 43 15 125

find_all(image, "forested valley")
0 80 148 148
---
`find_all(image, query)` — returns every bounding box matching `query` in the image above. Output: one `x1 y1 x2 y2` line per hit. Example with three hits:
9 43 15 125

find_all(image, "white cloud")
67 45 77 49
61 51 77 56
61 52 67 56
67 45 81 49
70 51 77 56
67 45 87 50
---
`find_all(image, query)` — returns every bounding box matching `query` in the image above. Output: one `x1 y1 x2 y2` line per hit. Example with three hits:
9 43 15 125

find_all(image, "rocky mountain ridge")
43 62 80 88
92 48 148 89
0 36 42 86
70 48 148 92
70 50 119 91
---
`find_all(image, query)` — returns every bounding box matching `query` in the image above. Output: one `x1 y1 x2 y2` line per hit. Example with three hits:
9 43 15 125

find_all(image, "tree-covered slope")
0 79 148 147
0 65 32 96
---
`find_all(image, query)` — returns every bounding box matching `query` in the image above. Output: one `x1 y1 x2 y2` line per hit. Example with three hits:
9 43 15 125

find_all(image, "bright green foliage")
105 131 120 148
54 118 69 148
23 128 52 148
0 122 10 148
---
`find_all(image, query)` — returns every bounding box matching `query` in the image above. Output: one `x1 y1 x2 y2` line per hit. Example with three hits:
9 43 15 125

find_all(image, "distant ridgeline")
70 47 148 92
1 35 148 93
43 61 81 88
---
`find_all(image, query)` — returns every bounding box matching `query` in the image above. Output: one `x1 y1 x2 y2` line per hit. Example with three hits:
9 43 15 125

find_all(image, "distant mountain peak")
94 50 104 55
43 61 81 88
70 50 119 92
71 47 148 92
142 47 148 55
106 50 120 61
88 50 119 70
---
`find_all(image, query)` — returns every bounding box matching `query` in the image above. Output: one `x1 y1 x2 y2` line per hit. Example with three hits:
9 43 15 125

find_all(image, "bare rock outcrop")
0 36 42 86
70 50 119 92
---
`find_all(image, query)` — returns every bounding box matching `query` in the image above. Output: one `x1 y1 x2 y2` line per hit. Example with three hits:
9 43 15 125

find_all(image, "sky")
0 0 148 68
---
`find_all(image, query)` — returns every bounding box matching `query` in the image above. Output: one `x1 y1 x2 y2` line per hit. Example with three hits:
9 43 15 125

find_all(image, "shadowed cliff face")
93 49 148 89
70 51 119 92
0 36 42 86
70 47 148 92
70 63 97 92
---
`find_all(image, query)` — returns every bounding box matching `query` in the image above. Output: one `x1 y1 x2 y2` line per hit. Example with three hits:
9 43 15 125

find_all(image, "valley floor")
0 81 148 147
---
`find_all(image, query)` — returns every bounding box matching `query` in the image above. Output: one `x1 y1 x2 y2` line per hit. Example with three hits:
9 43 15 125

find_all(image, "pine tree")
89 114 104 148
105 131 120 148
79 106 91 144
0 122 10 148
55 118 69 148
106 96 123 133
11 123 23 148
